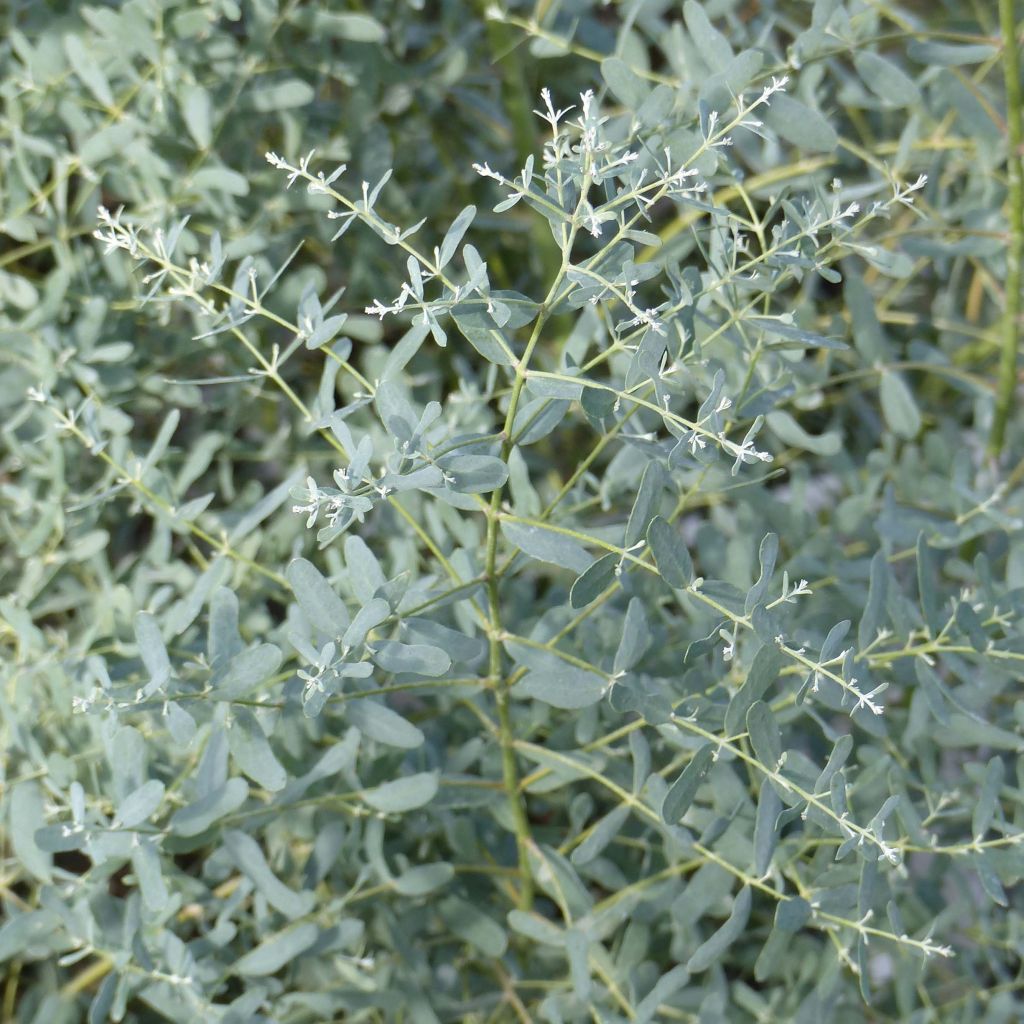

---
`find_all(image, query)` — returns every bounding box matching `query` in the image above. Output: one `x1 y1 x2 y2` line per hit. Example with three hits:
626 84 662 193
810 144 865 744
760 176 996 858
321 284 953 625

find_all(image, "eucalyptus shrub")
3 1 1024 1022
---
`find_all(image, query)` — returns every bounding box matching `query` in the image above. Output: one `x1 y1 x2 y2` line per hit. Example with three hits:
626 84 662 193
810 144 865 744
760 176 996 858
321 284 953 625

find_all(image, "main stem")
484 171 587 909
484 307 556 913
991 0 1022 457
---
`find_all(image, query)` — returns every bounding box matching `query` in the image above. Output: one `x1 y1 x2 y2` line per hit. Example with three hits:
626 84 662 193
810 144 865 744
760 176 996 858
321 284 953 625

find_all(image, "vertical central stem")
991 0 1022 456
484 305 559 913
483 148 591 909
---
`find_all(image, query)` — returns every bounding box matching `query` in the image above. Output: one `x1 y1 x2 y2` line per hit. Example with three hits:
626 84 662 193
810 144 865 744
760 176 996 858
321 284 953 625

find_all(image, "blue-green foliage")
2 0 1023 1021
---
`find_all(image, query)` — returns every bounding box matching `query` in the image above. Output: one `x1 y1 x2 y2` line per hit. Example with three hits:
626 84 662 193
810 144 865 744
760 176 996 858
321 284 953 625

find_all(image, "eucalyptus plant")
3 1 1023 1022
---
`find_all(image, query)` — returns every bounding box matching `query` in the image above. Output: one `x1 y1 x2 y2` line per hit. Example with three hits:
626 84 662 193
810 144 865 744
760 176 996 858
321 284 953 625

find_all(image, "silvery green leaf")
566 927 591 1001
234 922 319 976
744 533 778 615
755 898 812 980
821 622 852 666
115 779 165 829
450 302 515 366
64 34 113 106
283 730 361 804
71 781 85 824
507 910 565 947
34 824 87 853
630 731 651 793
305 313 348 350
686 885 751 972
879 370 921 438
228 708 287 791
845 272 889 362
601 57 648 107
500 520 591 573
857 935 872 1004
372 640 450 677
858 552 889 650
570 552 617 608
861 244 914 278
245 78 315 111
515 664 607 709
10 782 52 882
815 734 853 793
169 778 249 837
404 618 485 664
286 558 350 636
750 317 846 350
777 895 813 933
441 454 508 493
973 756 1004 841
580 385 617 424
374 380 419 443
363 770 439 813
754 779 782 876
683 0 733 72
439 206 476 269
227 472 304 543
974 851 1008 907
647 516 693 588
524 373 582 400
208 586 243 667
165 557 227 637
625 460 665 548
955 600 987 652
88 973 118 1024
533 852 592 917
700 49 764 108
907 40 997 65
345 699 424 749
571 804 630 866
725 644 785 736
171 493 215 527
0 911 61 963
311 10 386 40
214 644 283 699
854 52 921 107
511 397 570 445
507 445 540 516
223 830 316 918
917 534 943 635
131 839 168 912
345 535 386 603
614 597 651 675
746 701 781 768
180 83 212 149
381 321 430 381
507 643 607 709
606 675 671 724
140 409 179 476
662 743 715 823
392 862 454 896
134 611 170 693
765 93 838 151
766 410 841 456
440 897 508 957
386 465 444 493
859 848 879 921
191 165 249 196
342 597 390 650
636 965 691 1024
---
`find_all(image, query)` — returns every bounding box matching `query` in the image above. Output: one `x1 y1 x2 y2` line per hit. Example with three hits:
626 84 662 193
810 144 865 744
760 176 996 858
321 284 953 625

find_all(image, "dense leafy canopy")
2 0 1023 1021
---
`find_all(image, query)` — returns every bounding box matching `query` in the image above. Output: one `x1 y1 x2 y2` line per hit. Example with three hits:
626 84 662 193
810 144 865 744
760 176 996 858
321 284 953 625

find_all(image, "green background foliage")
2 0 1023 1021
